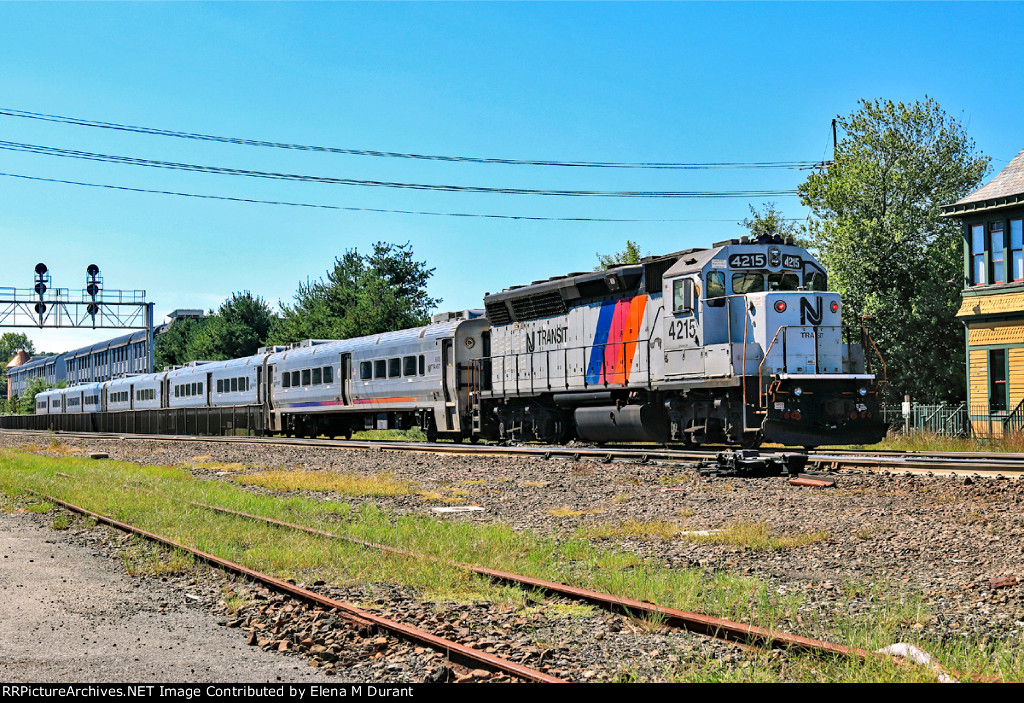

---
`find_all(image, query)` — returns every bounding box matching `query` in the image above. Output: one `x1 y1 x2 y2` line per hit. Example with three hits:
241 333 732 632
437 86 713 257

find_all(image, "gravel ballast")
2 430 1022 681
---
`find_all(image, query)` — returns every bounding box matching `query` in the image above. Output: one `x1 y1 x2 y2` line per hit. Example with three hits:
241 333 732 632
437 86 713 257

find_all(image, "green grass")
684 521 830 551
0 447 1020 682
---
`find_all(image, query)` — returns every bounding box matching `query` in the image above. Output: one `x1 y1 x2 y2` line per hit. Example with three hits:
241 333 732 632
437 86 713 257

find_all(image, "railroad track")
7 432 1002 682
5 428 1024 478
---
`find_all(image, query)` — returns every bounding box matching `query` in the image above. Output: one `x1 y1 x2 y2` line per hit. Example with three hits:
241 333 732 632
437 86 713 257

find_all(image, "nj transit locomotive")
34 234 887 448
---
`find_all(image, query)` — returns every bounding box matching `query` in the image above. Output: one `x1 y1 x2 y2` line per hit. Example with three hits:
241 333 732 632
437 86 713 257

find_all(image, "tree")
0 332 35 403
18 377 63 415
799 97 990 403
185 292 277 361
271 242 440 344
740 202 808 246
595 240 643 270
154 317 209 369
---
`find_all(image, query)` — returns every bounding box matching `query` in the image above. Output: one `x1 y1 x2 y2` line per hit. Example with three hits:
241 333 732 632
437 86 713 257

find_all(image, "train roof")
483 248 703 325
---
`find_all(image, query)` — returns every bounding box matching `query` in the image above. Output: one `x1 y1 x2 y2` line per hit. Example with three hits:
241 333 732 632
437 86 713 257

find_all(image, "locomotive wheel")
452 433 464 444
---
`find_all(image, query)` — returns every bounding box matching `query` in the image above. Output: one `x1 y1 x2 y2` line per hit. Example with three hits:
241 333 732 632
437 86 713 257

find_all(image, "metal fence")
880 401 1024 438
0 405 265 436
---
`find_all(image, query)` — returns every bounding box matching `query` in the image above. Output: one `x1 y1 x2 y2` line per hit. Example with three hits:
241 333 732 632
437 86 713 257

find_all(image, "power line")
0 140 800 199
0 107 822 171
1 171 807 222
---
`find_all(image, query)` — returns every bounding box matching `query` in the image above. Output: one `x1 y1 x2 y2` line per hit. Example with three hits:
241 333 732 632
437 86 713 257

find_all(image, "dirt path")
0 509 325 683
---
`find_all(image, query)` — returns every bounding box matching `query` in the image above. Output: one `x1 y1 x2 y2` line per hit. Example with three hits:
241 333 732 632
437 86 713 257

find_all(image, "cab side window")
672 279 694 313
706 271 726 307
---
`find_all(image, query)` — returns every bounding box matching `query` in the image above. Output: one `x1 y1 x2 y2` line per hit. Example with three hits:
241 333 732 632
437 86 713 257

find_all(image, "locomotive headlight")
793 386 803 397
858 387 867 396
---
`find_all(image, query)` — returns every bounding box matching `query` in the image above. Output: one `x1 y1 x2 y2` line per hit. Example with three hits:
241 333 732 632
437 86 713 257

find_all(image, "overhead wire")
0 171 804 223
0 140 800 199
0 107 822 171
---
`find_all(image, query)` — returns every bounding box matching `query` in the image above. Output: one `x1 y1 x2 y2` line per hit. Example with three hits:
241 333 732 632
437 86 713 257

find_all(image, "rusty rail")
32 491 565 684
192 502 867 657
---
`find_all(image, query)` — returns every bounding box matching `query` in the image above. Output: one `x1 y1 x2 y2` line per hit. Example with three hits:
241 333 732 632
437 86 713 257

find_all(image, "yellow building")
942 149 1024 437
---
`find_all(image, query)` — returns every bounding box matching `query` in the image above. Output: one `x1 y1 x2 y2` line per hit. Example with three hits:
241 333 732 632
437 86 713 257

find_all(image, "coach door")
441 339 459 432
339 353 352 405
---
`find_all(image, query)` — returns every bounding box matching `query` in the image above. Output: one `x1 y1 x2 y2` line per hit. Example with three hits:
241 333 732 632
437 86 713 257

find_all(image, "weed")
51 514 70 530
236 470 414 497
684 521 828 551
548 506 602 517
612 494 632 504
25 501 53 514
521 481 548 488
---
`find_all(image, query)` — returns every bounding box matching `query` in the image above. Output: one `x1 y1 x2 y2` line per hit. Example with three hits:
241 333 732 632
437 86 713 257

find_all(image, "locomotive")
33 234 887 448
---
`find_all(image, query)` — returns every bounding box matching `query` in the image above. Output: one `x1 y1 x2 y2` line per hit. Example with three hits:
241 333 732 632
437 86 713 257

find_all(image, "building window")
971 224 986 285
990 222 1005 284
989 349 1007 414
1011 219 1023 282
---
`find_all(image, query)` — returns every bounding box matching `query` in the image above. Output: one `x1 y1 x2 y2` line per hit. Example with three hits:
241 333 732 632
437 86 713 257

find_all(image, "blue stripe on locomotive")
585 301 617 385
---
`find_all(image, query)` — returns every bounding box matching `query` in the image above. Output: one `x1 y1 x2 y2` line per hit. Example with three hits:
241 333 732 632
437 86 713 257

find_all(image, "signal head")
34 302 47 315
87 302 99 316
87 264 100 277
87 282 100 297
35 263 47 276
34 282 47 295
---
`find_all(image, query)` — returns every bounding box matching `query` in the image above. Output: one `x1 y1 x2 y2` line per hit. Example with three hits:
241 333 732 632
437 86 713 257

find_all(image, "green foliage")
0 332 35 401
596 240 643 270
185 292 276 361
154 317 208 369
18 377 57 414
799 97 990 403
270 241 439 344
740 202 808 246
155 293 276 367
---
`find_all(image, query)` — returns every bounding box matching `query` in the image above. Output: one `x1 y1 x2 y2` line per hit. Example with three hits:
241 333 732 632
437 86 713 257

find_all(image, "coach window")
323 366 333 384
302 369 311 386
732 272 764 295
1011 219 1023 282
374 360 387 379
419 355 425 375
388 358 401 378
282 372 291 389
312 368 322 385
291 371 300 387
971 224 986 285
217 379 224 393
706 272 726 307
991 222 1006 284
403 356 417 376
229 377 237 392
361 361 372 379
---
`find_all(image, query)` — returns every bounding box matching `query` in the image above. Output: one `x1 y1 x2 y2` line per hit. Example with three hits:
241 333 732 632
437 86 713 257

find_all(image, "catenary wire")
0 107 823 171
0 171 804 222
0 140 800 198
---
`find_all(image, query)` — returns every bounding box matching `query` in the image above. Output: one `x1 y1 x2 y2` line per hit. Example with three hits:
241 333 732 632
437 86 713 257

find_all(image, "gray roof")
943 149 1024 216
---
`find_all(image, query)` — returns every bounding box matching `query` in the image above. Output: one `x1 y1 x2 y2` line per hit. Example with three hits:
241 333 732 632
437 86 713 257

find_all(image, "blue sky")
2 1 1022 353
